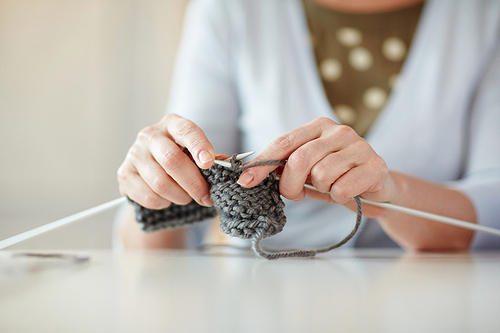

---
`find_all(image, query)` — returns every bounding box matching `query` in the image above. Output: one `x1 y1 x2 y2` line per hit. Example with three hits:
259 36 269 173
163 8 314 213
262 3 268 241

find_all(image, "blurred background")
0 0 190 249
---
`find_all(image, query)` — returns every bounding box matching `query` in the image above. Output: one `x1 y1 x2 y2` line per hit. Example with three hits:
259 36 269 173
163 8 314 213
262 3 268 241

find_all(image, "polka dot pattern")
348 47 373 71
320 58 342 82
382 37 407 62
363 87 388 110
303 0 423 137
336 27 362 47
333 104 357 125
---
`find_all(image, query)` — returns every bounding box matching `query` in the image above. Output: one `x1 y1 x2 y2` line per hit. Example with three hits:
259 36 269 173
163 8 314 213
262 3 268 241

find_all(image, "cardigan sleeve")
451 40 500 249
166 0 241 155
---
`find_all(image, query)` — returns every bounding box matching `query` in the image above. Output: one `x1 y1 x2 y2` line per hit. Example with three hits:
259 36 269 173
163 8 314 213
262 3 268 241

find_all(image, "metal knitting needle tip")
234 151 255 161
214 151 255 168
213 159 232 168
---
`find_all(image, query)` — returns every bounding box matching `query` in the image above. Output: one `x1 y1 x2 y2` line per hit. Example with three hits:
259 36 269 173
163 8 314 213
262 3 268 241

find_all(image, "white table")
1 249 499 333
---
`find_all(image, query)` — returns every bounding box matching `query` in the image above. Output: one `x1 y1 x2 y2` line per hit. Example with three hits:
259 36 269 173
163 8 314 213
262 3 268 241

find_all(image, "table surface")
1 248 499 333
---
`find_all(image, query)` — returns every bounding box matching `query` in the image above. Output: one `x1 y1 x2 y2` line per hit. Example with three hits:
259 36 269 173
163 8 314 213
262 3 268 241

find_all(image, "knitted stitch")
130 154 362 259
129 198 216 232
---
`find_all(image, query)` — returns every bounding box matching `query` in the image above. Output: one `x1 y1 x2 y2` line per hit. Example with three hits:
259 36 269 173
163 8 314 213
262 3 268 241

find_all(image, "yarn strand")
231 157 363 259
250 196 362 259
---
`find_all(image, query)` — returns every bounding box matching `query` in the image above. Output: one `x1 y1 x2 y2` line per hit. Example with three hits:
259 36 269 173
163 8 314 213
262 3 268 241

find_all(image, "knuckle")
162 113 178 123
188 137 208 153
126 145 141 161
336 124 356 138
330 184 349 203
150 177 170 196
185 177 205 196
286 151 308 171
175 120 198 140
311 164 328 184
159 149 184 170
312 117 335 127
142 193 167 210
137 125 156 142
117 165 128 183
352 137 367 150
270 134 295 154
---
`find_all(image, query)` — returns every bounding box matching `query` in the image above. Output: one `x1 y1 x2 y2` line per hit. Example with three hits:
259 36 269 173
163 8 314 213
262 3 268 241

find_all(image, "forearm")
375 171 477 251
119 204 186 249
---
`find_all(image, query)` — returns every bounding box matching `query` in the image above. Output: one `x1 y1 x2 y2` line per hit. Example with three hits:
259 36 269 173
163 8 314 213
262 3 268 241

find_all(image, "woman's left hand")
237 117 396 217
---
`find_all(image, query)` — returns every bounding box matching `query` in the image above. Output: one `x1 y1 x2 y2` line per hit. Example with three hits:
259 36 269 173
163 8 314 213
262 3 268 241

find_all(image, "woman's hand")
237 117 395 217
238 117 476 251
117 114 215 209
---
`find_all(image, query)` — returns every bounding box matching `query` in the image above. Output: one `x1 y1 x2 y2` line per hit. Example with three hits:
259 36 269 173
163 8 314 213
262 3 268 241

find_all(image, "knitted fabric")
130 199 216 232
130 154 362 259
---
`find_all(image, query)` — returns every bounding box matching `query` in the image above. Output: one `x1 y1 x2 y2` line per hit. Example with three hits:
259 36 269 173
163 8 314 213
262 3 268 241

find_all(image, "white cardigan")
167 0 500 249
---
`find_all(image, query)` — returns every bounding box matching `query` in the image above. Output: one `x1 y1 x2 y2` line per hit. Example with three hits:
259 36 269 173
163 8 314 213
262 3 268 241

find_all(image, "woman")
117 0 500 251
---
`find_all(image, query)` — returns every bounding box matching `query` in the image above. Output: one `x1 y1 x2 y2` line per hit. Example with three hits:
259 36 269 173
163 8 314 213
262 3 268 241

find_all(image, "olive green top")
303 1 424 137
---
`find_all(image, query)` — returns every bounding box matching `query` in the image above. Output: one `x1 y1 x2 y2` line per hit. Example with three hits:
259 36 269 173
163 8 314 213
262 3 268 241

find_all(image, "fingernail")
238 169 254 187
201 194 213 207
198 150 213 165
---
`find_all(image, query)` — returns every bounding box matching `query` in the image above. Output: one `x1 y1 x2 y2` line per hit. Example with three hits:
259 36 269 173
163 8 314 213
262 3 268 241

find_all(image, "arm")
237 117 476 252
117 0 240 248
237 25 500 252
367 172 475 251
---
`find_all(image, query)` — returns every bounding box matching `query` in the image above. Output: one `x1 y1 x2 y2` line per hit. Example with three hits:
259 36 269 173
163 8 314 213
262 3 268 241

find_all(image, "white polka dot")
363 87 388 110
336 27 363 47
348 47 373 71
382 37 407 62
388 74 400 88
320 58 342 82
334 104 357 125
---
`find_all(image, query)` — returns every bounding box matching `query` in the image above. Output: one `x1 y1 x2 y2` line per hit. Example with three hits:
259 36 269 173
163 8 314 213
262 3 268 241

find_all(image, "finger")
162 114 215 169
133 152 193 206
279 185 307 202
277 130 362 197
304 187 335 203
329 165 381 205
238 118 333 188
148 136 213 207
277 139 330 199
215 153 230 160
309 144 366 193
121 171 172 210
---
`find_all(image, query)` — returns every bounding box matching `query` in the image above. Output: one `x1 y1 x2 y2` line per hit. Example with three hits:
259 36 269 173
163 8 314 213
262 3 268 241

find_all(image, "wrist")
378 171 409 219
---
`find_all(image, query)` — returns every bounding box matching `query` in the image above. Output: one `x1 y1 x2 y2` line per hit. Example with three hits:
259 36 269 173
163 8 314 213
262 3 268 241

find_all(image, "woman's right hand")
117 114 215 209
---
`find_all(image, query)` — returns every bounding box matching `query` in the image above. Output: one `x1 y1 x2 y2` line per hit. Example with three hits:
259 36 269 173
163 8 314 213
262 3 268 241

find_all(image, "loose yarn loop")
202 154 363 260
251 196 362 259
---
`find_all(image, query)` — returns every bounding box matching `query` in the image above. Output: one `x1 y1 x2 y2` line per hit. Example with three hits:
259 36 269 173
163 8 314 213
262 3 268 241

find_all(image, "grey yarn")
129 198 216 232
130 154 362 259
201 156 287 240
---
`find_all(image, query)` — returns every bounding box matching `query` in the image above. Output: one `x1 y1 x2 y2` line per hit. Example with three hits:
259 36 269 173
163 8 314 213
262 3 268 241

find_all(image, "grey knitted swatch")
130 154 362 259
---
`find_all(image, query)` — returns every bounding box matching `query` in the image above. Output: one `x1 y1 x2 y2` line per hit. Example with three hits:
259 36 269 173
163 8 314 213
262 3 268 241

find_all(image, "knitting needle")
3 151 497 249
0 153 255 250
216 154 500 237
0 196 127 250
273 176 500 237
214 151 255 168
